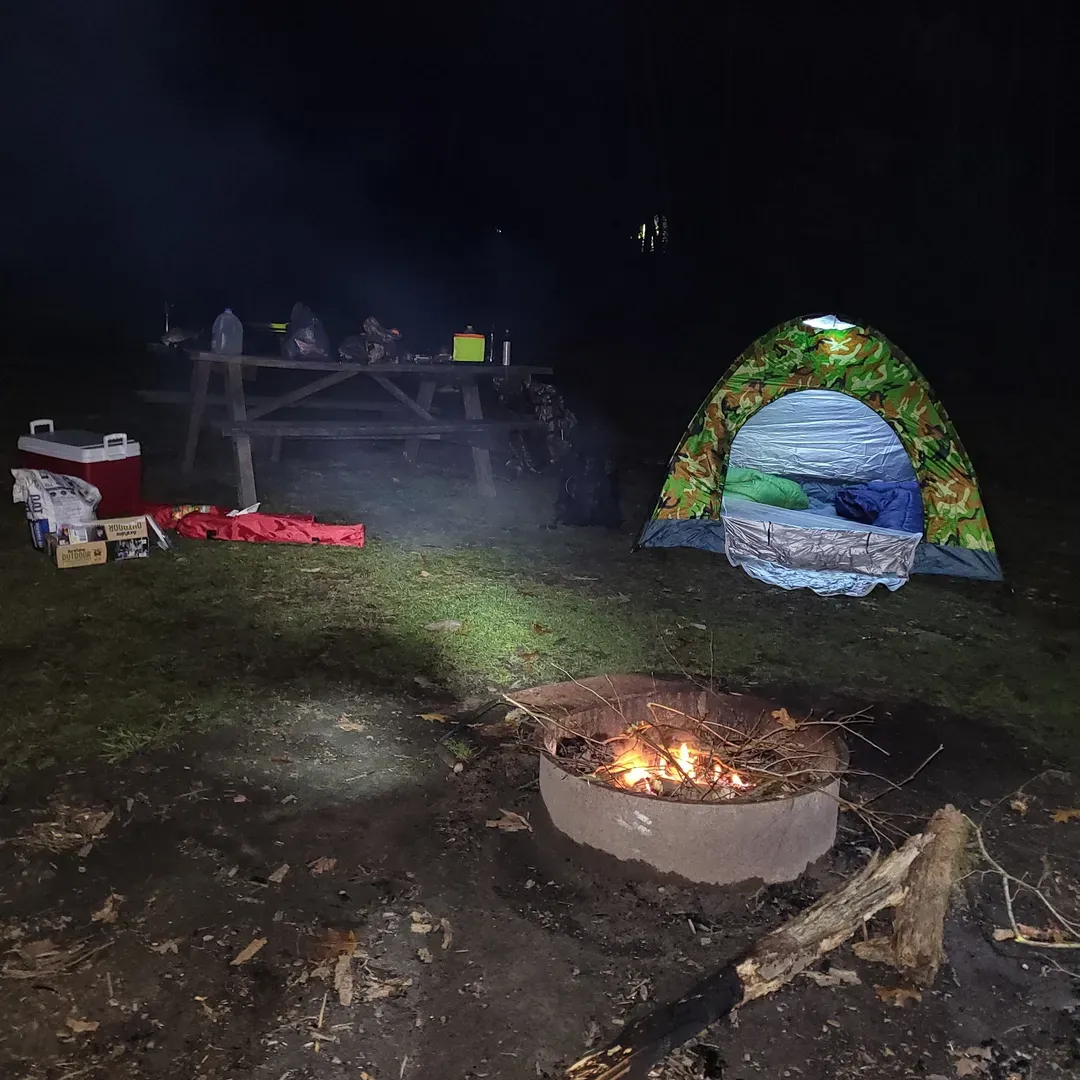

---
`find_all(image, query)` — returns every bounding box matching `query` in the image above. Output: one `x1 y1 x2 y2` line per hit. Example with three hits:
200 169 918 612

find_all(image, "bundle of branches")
549 700 851 804
565 806 970 1080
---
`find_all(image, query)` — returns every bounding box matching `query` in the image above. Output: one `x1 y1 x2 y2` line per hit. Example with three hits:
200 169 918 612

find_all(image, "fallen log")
566 805 966 1080
891 806 970 985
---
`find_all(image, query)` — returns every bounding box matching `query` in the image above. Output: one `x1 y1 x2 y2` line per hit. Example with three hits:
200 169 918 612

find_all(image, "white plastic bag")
11 468 101 548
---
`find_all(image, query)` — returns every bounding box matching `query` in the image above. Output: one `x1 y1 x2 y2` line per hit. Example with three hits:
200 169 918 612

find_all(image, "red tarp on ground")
144 504 365 547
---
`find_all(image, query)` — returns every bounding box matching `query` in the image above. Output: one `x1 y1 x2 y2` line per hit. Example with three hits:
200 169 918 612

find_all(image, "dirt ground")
2 684 1079 1080
2 388 1079 1079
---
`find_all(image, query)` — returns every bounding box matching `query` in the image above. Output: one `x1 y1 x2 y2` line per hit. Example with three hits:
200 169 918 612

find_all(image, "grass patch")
441 736 476 762
1 510 1078 774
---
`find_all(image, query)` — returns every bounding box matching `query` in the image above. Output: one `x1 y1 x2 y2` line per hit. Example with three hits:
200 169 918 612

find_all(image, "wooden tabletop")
181 349 553 377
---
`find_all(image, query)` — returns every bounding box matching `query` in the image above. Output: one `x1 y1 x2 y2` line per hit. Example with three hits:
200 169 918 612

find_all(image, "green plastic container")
453 332 486 363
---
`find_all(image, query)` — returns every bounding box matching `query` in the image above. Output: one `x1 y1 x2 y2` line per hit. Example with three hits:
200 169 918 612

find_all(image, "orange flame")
677 742 694 778
605 735 751 796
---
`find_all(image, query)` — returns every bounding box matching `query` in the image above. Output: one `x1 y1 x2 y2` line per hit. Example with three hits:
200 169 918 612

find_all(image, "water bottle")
211 308 244 355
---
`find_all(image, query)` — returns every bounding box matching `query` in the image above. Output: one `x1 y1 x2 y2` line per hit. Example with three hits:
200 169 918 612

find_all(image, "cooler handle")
29 419 54 434
103 433 128 459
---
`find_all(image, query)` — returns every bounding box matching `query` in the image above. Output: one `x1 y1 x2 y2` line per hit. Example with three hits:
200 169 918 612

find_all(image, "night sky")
1 2 1074 404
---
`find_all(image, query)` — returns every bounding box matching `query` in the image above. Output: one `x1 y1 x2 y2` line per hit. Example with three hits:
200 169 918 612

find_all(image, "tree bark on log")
889 805 970 985
566 805 966 1080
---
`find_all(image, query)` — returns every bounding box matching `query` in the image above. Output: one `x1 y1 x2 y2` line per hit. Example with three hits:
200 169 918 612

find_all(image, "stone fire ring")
512 675 847 887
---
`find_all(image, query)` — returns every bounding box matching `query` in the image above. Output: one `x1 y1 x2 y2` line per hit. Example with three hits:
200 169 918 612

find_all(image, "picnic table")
173 351 554 505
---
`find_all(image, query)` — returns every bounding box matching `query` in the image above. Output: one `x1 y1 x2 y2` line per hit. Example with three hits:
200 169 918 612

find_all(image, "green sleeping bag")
724 467 810 510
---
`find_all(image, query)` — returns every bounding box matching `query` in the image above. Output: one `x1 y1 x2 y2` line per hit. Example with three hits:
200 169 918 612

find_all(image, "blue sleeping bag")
834 481 923 533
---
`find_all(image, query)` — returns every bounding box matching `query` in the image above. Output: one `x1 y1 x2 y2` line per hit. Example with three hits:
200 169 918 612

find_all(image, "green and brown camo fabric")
652 319 996 552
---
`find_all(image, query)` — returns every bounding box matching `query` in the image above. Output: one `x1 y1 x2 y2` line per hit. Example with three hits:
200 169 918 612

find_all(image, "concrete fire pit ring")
519 676 847 886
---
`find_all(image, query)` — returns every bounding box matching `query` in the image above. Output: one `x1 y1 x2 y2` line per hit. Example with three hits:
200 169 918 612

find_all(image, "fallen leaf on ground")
83 810 115 836
311 928 359 964
953 1046 993 1076
1016 922 1069 943
230 937 268 966
232 794 248 804
309 857 337 875
151 939 180 955
419 712 450 723
874 984 922 1007
270 756 292 765
1050 808 1080 823
516 649 541 662
1009 796 1029 816
66 1018 99 1034
771 707 798 731
361 975 412 1003
802 967 861 988
419 570 430 577
425 619 462 632
91 893 124 924
268 863 290 884
485 809 533 833
24 806 116 854
410 911 434 934
853 937 895 964
417 947 433 964
334 952 354 1006
992 927 1016 941
688 622 707 631
440 918 453 950
337 716 365 732
531 622 553 635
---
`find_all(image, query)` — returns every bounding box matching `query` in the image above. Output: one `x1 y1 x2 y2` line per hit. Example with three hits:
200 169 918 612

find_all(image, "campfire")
602 725 750 797
551 700 842 803
526 678 849 885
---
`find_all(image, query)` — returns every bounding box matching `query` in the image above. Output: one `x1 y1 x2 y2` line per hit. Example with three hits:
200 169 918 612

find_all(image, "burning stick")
520 679 849 804
565 806 969 1080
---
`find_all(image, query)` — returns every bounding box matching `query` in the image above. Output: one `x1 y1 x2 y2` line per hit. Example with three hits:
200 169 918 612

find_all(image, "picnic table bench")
175 351 553 505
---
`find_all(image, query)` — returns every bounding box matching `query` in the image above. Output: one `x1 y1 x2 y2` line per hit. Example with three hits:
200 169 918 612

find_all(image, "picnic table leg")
404 379 437 462
226 360 258 507
461 377 496 497
182 358 212 473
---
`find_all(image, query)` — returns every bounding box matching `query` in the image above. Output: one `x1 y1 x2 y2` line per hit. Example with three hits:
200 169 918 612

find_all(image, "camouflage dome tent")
636 315 1002 597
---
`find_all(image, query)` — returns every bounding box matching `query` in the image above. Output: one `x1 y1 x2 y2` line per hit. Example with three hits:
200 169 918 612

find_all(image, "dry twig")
969 816 1080 948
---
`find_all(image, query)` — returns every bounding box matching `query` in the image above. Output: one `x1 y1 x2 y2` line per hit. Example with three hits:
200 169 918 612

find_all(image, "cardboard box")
48 515 150 569
48 537 108 568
